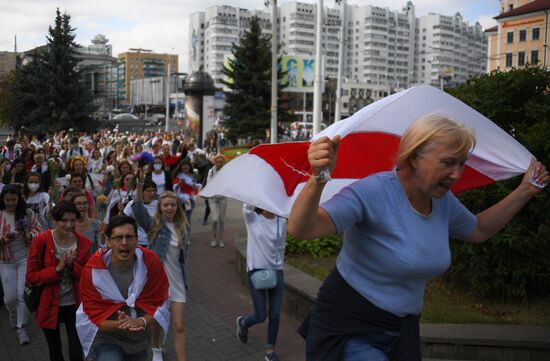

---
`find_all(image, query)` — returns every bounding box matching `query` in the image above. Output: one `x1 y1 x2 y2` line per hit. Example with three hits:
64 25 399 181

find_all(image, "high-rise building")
189 5 272 87
117 50 178 103
417 13 487 87
346 2 416 89
279 2 341 77
487 0 549 71
189 1 487 91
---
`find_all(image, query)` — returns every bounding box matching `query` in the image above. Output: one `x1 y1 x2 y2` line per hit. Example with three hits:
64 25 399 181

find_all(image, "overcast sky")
0 0 500 72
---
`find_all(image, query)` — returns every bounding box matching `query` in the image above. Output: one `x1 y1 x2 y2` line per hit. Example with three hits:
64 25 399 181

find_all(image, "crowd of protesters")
0 127 231 361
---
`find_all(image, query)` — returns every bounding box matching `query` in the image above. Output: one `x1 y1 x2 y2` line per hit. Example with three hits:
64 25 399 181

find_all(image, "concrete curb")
235 226 550 361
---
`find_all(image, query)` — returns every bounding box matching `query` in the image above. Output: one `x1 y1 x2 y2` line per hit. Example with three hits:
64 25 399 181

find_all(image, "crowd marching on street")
0 113 548 361
0 127 288 361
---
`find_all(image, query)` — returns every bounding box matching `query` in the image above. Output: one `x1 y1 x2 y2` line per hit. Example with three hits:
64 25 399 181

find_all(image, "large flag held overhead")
201 85 533 217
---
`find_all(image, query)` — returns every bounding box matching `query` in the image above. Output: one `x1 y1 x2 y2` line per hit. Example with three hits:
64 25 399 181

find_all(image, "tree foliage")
222 16 291 142
446 66 550 300
0 9 96 134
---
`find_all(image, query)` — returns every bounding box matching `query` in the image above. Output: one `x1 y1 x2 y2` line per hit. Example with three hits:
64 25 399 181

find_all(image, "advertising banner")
281 56 315 92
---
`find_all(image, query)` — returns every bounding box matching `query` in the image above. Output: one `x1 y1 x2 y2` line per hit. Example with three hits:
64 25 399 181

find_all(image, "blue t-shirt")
321 171 477 317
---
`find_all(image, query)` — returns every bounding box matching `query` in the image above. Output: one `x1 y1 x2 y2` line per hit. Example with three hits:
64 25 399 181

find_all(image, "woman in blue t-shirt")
288 114 548 361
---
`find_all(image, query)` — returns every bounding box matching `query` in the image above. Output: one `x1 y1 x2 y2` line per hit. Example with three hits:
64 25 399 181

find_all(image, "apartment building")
487 0 550 71
190 1 487 91
346 1 416 89
279 2 341 76
189 5 272 87
417 13 487 87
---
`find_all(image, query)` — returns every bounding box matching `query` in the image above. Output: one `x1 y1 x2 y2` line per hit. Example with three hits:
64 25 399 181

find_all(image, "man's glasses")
110 234 137 242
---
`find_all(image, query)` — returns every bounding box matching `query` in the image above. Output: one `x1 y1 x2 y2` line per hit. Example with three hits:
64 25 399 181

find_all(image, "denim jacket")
131 200 190 288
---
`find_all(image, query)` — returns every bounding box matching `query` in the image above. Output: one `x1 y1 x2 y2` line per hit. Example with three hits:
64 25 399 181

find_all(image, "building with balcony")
487 0 550 71
188 1 489 121
189 5 272 87
417 13 487 88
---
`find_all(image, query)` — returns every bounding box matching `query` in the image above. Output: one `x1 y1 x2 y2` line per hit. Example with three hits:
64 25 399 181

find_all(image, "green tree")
446 66 550 300
0 9 96 134
222 16 291 142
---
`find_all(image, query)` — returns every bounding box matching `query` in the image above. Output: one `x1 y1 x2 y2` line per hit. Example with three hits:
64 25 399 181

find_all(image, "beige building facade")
117 50 178 103
0 51 18 77
487 0 550 71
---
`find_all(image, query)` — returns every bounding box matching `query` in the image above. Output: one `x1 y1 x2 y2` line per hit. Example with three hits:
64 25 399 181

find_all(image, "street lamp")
334 0 346 123
165 49 175 132
265 0 278 143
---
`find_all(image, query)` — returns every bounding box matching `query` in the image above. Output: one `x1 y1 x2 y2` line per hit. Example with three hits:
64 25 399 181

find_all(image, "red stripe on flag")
250 132 495 196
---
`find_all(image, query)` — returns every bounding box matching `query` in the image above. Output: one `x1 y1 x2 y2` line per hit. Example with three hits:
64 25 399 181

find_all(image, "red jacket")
26 230 91 329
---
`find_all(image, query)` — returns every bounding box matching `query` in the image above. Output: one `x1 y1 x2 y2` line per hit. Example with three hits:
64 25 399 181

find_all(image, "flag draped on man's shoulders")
201 85 534 217
76 247 171 356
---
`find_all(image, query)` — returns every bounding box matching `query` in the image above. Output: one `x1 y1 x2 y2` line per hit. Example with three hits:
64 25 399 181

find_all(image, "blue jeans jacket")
131 200 190 288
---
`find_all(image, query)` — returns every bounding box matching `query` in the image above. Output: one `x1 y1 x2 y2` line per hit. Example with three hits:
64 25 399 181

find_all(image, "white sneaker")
218 240 225 248
152 347 164 361
16 327 29 345
210 239 218 247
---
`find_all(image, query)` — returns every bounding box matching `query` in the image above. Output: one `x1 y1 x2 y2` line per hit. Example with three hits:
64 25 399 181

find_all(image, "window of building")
518 51 525 66
531 50 539 64
505 53 513 67
519 29 526 42
532 27 540 40
507 31 514 43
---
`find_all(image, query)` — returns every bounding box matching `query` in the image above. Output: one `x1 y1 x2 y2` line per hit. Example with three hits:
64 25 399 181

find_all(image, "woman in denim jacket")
132 168 190 361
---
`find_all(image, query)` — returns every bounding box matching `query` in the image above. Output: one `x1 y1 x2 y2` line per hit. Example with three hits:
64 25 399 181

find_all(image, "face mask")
3 164 10 171
28 183 40 192
153 164 162 171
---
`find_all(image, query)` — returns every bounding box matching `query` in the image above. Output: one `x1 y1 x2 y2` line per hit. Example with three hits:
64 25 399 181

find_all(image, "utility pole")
334 0 346 123
313 0 323 135
270 0 278 143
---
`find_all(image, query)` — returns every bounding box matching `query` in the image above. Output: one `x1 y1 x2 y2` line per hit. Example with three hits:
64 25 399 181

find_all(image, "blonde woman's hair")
148 191 188 247
396 113 476 169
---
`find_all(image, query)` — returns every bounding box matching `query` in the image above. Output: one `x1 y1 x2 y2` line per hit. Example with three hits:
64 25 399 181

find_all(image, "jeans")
210 197 227 241
94 343 147 361
242 269 284 347
0 247 28 328
341 333 399 361
42 305 83 361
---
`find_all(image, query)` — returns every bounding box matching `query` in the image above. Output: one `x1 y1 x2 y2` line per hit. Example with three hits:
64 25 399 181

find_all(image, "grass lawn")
286 254 550 326
221 147 250 158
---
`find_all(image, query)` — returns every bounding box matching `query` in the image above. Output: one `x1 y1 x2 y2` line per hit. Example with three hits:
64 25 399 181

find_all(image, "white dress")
164 223 186 303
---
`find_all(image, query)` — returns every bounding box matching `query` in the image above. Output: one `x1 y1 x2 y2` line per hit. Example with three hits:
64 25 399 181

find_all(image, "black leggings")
42 304 83 361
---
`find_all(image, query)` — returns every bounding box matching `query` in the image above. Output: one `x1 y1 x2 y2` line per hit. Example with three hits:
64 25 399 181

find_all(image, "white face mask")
153 164 162 171
28 183 40 192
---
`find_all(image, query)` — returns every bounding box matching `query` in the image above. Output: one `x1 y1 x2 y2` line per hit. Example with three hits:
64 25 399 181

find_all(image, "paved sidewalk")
0 198 305 361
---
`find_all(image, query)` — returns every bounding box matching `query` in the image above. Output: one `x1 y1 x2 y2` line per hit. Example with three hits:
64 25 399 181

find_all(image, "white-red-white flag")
201 85 533 217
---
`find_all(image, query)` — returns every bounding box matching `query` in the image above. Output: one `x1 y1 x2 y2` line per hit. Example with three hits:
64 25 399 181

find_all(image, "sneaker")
218 240 224 248
210 239 218 247
8 310 16 329
236 316 248 344
151 347 164 361
265 351 280 361
16 327 29 345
